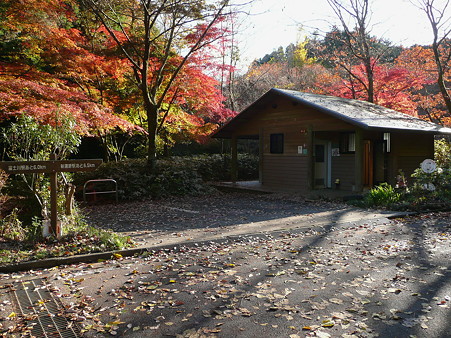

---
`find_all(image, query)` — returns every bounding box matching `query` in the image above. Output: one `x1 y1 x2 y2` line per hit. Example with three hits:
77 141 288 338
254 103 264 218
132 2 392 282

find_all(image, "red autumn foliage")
316 62 430 116
0 63 141 135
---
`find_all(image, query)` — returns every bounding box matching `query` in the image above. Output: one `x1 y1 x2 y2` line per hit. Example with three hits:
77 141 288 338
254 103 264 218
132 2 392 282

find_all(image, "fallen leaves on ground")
1 194 450 337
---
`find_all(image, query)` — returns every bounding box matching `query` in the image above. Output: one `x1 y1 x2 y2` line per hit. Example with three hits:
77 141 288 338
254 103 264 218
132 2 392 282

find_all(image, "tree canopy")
1 0 451 162
0 0 236 160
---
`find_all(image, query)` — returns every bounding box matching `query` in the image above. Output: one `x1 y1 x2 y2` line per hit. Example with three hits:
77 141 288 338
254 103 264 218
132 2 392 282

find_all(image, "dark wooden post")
307 126 314 190
354 129 364 192
259 128 264 183
49 154 59 237
231 135 238 183
0 158 102 240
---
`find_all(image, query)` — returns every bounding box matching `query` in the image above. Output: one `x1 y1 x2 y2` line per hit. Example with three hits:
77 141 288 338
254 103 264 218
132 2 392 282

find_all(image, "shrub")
0 169 7 192
73 154 259 201
363 183 401 208
73 158 209 200
411 166 451 192
187 153 258 181
435 138 451 169
0 208 26 241
1 115 81 232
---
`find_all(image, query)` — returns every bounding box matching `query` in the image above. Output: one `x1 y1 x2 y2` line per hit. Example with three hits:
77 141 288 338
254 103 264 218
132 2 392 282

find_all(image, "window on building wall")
383 132 391 152
270 133 284 154
340 132 356 153
315 145 325 162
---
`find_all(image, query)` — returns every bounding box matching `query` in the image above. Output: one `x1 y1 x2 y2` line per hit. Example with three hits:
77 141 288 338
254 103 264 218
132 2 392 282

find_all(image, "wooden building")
213 88 451 193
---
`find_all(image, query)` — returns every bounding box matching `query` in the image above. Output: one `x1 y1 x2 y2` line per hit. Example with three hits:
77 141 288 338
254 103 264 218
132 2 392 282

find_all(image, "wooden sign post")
0 156 102 238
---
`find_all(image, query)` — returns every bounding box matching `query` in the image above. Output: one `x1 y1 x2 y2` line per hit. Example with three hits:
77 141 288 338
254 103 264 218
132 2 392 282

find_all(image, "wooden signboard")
0 156 102 238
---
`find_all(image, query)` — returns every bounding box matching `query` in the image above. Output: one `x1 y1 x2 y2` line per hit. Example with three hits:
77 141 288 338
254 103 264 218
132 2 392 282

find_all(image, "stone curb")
0 225 329 273
0 212 414 273
0 235 264 274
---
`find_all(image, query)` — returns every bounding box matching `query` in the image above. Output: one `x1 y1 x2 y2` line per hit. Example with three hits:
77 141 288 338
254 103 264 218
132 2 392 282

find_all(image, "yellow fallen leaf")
8 312 16 318
113 253 122 259
81 324 94 333
106 320 125 327
322 320 335 327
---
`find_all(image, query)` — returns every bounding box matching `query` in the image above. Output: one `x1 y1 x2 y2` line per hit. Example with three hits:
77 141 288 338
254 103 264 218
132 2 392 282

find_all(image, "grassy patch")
0 223 134 266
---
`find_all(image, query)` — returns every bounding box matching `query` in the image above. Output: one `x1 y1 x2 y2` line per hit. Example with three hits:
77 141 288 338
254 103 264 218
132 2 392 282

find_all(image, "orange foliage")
0 63 140 136
316 62 429 116
0 0 142 134
396 46 451 126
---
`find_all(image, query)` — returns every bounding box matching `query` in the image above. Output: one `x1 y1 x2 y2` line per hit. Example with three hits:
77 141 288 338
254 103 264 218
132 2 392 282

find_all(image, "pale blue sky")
235 0 444 69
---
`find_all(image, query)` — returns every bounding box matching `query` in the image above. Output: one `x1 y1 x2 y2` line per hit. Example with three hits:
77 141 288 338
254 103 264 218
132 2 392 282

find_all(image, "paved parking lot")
1 192 450 337
82 191 403 249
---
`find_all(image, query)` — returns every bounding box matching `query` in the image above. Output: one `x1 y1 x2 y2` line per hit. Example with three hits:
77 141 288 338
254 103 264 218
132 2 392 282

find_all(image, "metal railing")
83 179 118 202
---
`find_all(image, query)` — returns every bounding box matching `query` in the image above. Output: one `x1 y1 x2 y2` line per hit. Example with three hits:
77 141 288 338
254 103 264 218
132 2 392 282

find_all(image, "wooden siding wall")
231 97 356 192
389 133 434 185
331 155 355 191
229 95 436 192
233 98 354 136
262 156 309 191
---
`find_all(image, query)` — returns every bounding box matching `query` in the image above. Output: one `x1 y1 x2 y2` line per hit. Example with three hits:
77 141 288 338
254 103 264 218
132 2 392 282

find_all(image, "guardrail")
83 179 118 203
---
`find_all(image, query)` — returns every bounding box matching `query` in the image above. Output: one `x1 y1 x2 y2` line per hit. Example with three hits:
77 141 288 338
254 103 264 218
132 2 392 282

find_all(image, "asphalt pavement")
0 192 450 338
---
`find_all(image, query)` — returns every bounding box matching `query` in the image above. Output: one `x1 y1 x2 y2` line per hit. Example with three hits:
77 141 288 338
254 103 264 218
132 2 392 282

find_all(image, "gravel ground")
82 191 346 233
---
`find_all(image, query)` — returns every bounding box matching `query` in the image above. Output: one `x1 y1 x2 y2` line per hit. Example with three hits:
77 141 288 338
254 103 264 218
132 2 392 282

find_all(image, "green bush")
408 163 451 211
0 208 26 241
73 154 259 201
411 166 451 192
188 153 258 181
363 183 401 208
435 138 451 169
73 158 209 200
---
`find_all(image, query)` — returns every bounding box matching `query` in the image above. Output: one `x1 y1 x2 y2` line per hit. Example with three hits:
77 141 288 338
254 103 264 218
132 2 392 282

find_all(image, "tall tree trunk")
146 103 159 171
419 0 451 116
364 58 374 103
432 42 451 115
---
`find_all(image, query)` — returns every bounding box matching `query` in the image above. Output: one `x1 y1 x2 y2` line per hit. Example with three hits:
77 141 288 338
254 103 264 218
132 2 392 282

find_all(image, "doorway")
373 140 387 185
363 140 373 187
314 141 332 188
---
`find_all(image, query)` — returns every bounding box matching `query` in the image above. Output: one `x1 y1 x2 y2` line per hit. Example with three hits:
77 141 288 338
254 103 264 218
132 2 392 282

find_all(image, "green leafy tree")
435 138 451 168
2 114 80 212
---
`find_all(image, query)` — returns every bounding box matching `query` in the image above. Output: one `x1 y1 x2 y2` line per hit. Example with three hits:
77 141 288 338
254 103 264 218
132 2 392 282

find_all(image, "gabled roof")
214 88 451 138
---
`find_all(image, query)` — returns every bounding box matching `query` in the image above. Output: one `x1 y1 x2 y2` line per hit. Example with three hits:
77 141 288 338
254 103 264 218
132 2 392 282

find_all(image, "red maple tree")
316 61 429 116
